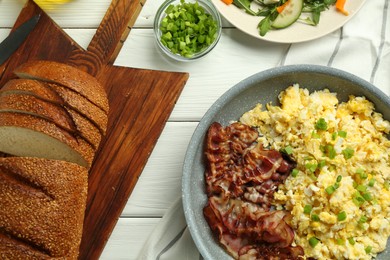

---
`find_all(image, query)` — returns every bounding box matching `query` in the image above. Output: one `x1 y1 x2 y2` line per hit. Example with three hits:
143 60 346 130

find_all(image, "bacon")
203 122 303 259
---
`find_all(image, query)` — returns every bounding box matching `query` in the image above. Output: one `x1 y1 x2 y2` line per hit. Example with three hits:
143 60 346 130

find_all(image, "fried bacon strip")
203 122 303 259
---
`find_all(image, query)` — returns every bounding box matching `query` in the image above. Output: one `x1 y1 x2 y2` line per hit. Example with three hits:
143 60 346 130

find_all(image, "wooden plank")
123 122 197 217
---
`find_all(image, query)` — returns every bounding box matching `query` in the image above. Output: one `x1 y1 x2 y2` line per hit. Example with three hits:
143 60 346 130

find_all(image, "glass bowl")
154 0 222 62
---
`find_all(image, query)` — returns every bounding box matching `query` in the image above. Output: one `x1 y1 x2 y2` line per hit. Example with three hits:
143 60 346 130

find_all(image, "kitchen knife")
0 14 41 65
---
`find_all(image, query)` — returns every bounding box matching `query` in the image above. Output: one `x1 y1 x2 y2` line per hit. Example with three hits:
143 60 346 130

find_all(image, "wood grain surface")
0 0 189 259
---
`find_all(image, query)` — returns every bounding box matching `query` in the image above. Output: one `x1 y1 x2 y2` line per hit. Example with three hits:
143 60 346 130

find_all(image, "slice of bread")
0 79 108 135
0 93 77 134
14 60 109 113
0 112 94 167
0 157 88 259
1 79 63 103
47 83 108 135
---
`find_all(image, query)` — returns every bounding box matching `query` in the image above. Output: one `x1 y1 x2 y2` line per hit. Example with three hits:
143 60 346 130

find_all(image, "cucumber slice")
272 0 303 29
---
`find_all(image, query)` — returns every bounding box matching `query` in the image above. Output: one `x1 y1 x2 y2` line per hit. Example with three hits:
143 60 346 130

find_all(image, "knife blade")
0 14 41 65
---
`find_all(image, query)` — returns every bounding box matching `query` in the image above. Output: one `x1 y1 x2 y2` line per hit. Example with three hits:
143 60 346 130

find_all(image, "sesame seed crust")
0 157 88 259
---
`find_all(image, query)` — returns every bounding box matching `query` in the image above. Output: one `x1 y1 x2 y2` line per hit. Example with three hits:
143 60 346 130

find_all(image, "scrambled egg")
240 84 390 260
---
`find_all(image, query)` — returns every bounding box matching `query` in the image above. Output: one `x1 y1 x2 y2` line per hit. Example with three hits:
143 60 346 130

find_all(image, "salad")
220 0 349 36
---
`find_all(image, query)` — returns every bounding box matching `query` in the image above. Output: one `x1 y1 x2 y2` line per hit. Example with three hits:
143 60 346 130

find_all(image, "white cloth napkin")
137 0 389 259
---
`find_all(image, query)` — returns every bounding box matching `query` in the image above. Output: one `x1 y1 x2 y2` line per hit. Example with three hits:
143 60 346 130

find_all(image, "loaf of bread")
0 157 88 259
0 61 109 167
0 60 109 259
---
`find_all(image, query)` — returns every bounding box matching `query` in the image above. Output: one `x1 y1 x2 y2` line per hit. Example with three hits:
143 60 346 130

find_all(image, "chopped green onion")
309 173 318 181
283 145 293 155
321 145 336 159
337 211 347 221
315 118 328 130
311 214 320 221
336 238 345 245
304 156 315 161
311 131 320 139
342 147 354 159
332 132 338 140
318 160 326 169
159 0 219 58
305 163 318 173
358 215 368 223
348 237 356 245
356 184 367 192
362 192 373 201
336 175 342 182
356 168 368 179
368 178 375 187
303 204 312 214
338 131 347 138
333 182 340 189
353 193 365 207
309 237 320 248
291 168 299 177
325 185 336 195
365 246 372 254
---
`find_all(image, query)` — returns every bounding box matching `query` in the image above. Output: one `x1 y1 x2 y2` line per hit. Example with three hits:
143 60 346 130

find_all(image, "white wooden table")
0 0 389 259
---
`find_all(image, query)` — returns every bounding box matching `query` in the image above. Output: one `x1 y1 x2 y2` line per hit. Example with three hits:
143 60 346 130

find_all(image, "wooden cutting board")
0 0 189 259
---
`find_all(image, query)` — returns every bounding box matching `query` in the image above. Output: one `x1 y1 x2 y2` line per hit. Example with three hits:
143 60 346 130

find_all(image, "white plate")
211 0 366 43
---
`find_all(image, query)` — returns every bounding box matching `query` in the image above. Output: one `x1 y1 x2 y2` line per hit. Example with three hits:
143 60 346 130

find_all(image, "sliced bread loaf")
0 157 88 259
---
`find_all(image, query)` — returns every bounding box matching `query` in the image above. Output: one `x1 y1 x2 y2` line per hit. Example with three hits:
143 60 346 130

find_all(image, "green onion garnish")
309 237 320 248
342 147 354 159
337 211 347 221
356 168 368 179
336 238 345 245
348 237 356 245
365 246 372 254
321 145 336 159
305 163 318 173
362 192 373 201
325 185 336 195
338 131 347 138
353 193 365 207
311 131 320 139
315 118 328 130
303 204 312 214
311 214 320 221
358 215 368 223
368 178 375 187
291 168 299 177
318 160 326 169
336 175 342 182
356 184 367 192
283 145 293 155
